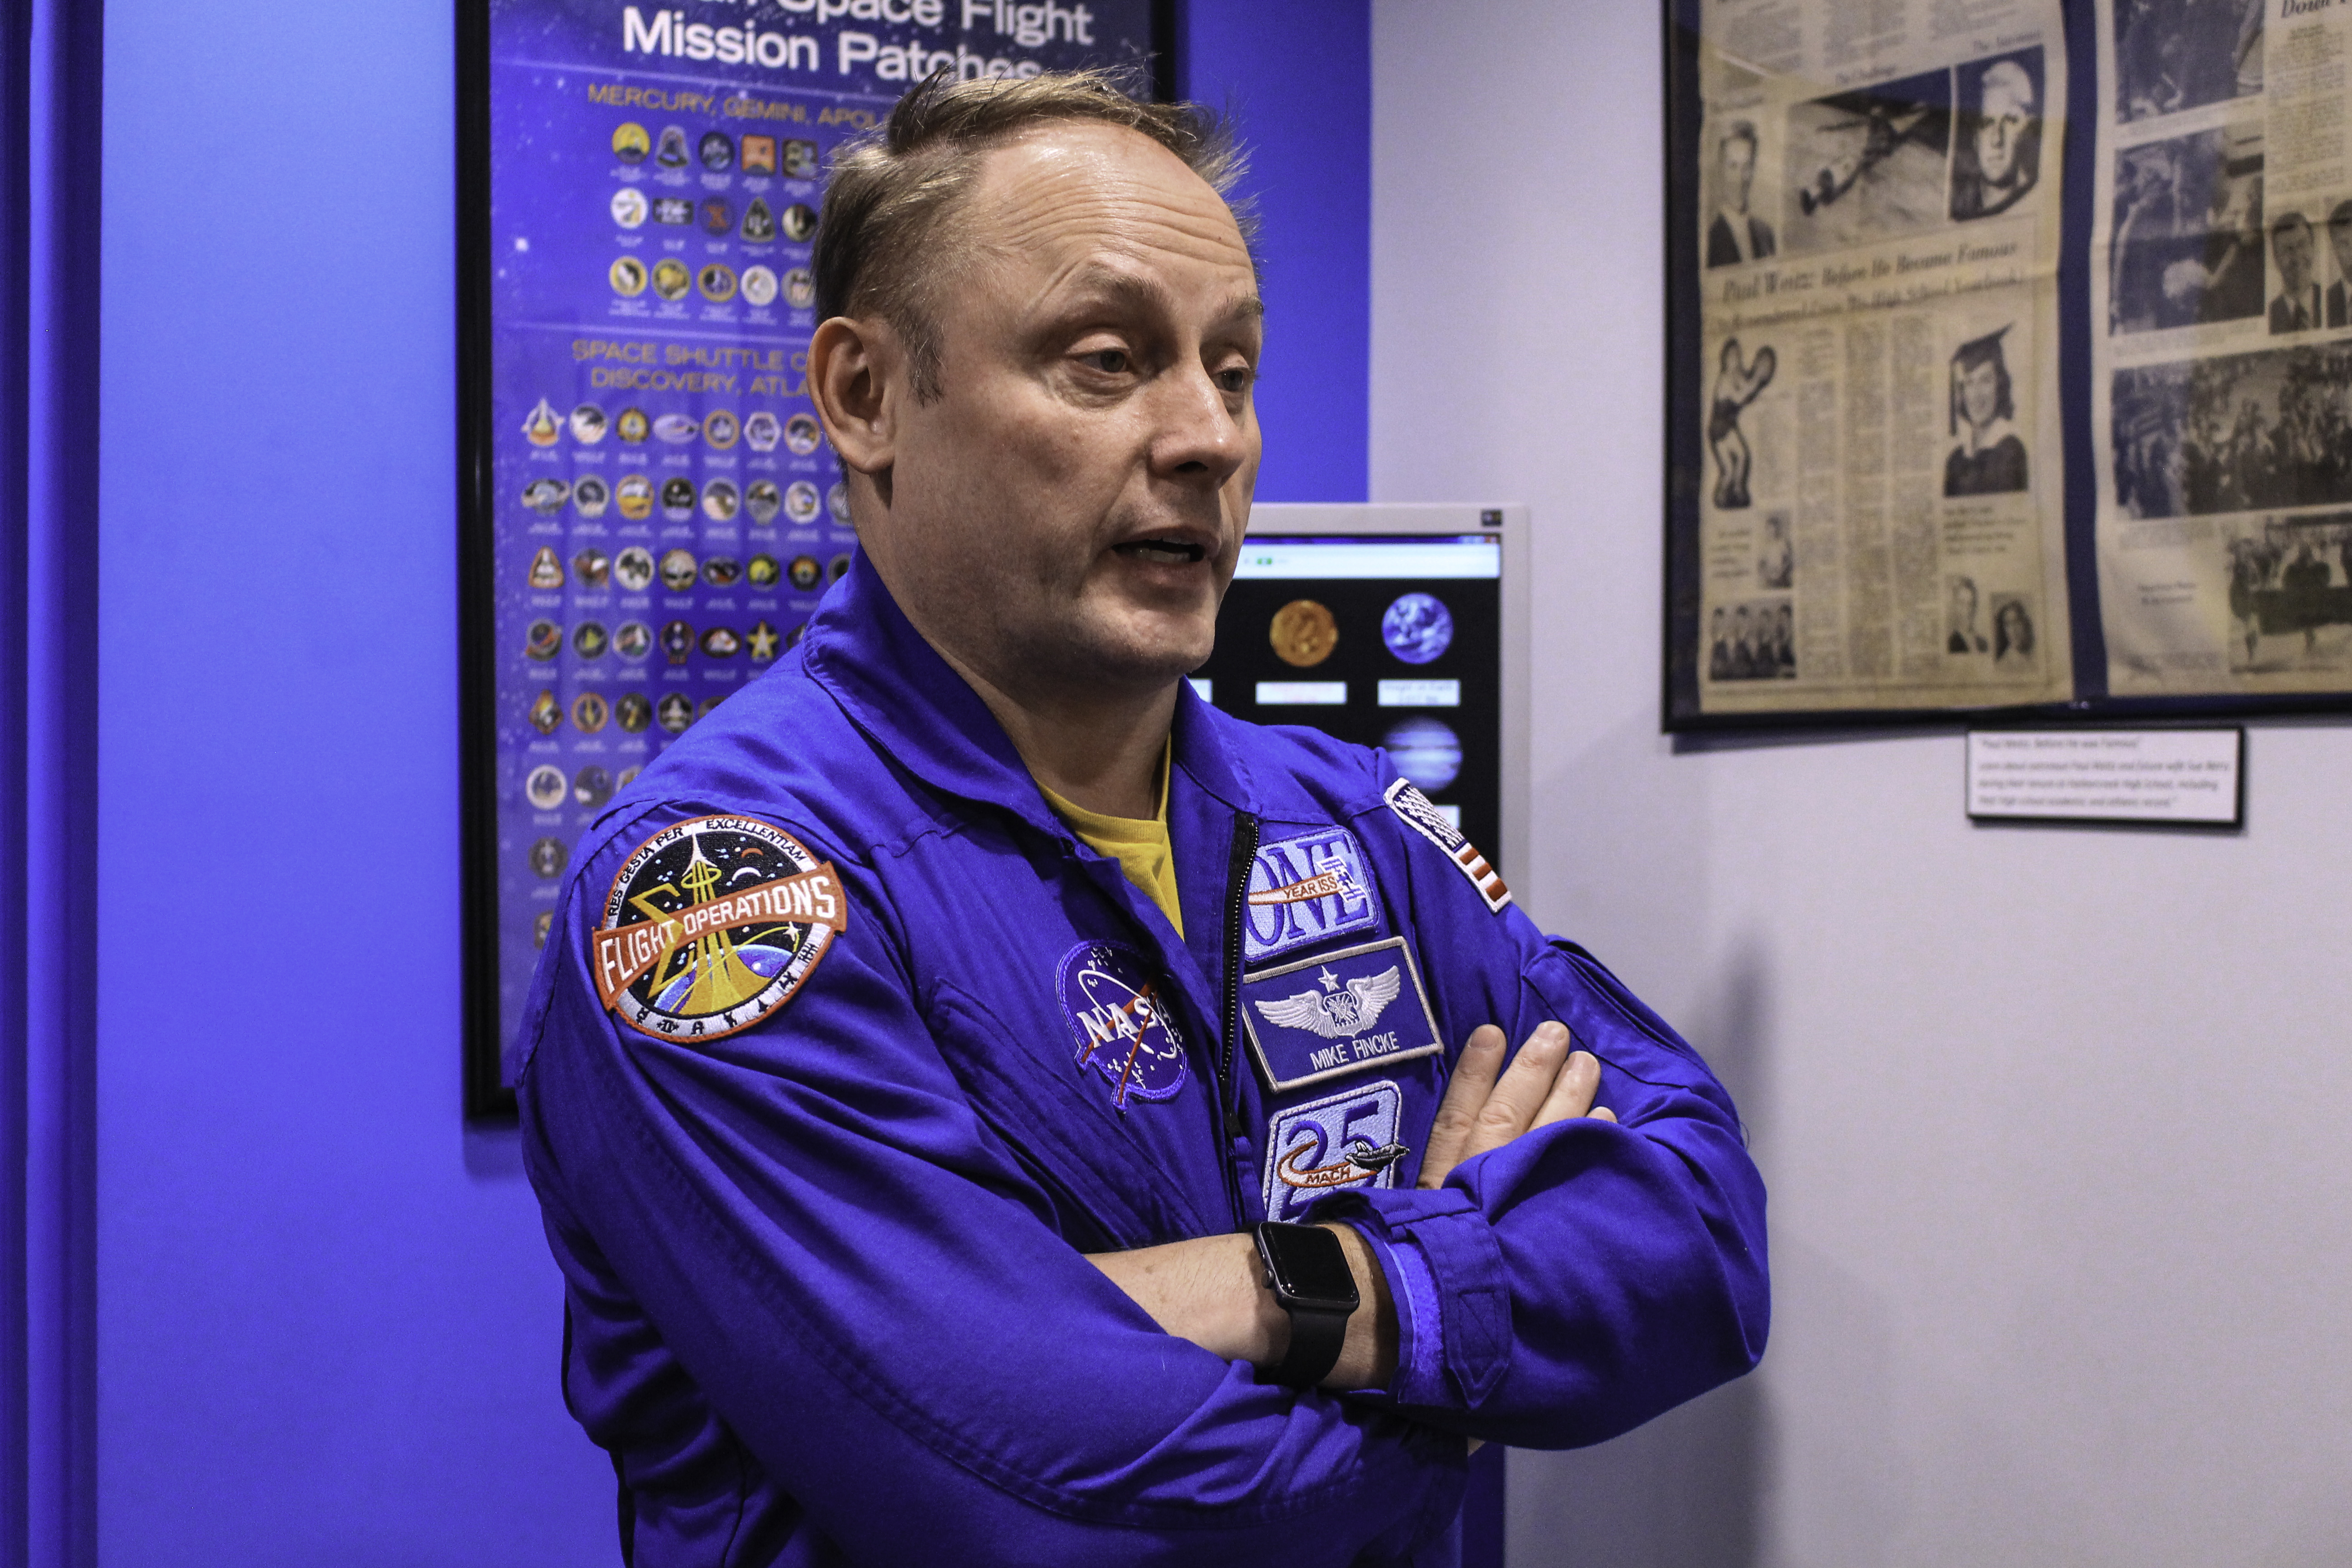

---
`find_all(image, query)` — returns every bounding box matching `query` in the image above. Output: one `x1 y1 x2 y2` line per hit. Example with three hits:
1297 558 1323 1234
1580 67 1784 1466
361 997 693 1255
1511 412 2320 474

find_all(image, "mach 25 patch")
592 815 845 1042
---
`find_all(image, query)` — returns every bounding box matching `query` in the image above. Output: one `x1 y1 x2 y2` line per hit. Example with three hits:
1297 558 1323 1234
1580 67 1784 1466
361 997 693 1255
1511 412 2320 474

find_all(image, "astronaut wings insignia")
1254 965 1404 1040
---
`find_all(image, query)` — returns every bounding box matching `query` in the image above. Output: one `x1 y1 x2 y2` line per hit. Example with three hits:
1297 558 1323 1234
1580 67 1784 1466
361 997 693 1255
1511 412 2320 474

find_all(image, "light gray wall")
1369 5 2352 1565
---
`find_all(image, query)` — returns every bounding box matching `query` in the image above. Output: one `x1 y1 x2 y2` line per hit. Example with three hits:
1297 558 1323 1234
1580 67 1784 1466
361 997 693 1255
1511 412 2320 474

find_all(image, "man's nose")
1149 362 1250 487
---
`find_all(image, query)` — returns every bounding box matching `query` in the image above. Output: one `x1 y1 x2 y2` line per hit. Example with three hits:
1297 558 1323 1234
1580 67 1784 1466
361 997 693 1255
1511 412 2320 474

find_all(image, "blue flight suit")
513 555 1769 1567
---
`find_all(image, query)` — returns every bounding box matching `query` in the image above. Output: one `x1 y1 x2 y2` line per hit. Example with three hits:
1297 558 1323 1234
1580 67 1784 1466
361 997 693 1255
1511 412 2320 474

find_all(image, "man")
1706 120 1776 266
514 71 1767 1566
2271 210 2319 333
1951 54 2039 221
1949 574 1989 654
2324 199 2352 327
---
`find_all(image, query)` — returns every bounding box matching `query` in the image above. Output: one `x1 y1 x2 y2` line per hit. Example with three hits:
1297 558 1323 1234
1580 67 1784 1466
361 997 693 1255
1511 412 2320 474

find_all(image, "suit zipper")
1216 811 1260 1229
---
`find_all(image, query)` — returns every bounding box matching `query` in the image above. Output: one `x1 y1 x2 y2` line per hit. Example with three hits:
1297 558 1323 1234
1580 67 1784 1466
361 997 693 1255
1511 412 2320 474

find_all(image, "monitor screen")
1194 535 1505 861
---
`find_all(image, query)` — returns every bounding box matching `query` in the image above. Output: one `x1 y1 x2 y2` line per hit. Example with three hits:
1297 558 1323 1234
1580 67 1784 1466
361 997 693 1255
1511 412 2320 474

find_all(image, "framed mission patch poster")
458 0 1169 1117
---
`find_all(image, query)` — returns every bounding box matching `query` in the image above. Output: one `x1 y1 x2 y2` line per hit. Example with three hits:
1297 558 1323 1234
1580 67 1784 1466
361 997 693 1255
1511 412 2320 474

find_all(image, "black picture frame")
1660 0 2352 735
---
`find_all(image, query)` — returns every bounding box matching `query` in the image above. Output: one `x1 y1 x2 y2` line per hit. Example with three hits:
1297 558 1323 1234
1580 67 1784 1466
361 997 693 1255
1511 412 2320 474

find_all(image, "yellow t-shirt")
1035 744 1183 937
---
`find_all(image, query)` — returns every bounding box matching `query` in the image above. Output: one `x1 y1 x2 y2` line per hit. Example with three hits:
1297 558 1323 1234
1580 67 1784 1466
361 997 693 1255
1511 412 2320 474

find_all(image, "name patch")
1383 779 1511 912
1240 936 1443 1093
1263 1080 1407 1223
593 814 846 1042
1244 827 1380 963
1057 941 1190 1110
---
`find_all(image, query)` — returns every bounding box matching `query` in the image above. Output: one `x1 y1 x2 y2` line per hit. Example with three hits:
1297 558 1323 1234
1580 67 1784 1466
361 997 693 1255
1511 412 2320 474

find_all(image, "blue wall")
95 1 613 1559
1186 0 1372 503
91 2 1369 1560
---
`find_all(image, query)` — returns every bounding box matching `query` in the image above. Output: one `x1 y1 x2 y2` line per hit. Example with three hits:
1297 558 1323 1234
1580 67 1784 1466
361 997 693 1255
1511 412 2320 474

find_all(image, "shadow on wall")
1504 931 1790 1566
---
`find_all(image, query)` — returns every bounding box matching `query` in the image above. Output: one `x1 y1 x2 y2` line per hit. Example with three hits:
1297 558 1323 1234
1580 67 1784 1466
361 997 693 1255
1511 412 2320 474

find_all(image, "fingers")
1530 1046 1602 1132
1460 1022 1574 1166
1419 1026 1505 1190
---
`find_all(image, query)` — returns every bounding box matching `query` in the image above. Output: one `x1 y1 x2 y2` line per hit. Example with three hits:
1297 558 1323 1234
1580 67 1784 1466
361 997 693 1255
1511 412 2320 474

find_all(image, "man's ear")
808 315 898 481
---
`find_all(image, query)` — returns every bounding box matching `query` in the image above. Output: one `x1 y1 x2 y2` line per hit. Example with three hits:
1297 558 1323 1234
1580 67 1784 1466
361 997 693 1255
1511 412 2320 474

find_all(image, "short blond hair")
813 68 1253 399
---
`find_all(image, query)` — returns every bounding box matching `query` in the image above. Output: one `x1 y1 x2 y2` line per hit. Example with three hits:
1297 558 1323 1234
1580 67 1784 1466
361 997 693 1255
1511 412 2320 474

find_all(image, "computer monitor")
1193 504 1531 884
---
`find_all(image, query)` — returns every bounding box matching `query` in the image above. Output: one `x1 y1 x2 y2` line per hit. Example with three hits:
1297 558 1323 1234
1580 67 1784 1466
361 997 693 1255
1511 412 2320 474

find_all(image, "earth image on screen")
1381 593 1455 665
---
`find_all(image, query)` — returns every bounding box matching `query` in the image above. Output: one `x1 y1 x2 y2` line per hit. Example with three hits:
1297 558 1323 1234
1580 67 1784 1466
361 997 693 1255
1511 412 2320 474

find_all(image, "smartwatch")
1252 1221 1361 1388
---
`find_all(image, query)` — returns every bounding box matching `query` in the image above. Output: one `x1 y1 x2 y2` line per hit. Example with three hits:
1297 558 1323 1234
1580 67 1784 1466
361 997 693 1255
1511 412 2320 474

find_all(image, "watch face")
1259 1224 1359 1311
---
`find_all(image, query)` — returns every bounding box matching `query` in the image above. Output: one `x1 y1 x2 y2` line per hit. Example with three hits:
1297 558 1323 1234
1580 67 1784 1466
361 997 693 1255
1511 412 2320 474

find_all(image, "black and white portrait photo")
1990 594 2037 668
1706 119 1777 267
1945 328 2029 498
1950 50 2043 223
2269 210 2321 335
1946 574 1989 655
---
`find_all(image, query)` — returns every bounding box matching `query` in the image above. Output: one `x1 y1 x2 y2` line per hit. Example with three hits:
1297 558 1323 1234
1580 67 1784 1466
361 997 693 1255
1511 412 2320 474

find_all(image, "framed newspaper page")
2090 0 2352 715
1665 0 2079 728
457 0 1171 1118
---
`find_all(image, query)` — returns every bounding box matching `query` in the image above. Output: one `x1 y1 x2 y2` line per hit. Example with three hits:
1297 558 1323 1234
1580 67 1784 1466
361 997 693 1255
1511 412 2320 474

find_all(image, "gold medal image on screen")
590 815 847 1042
617 407 649 443
610 256 648 298
571 692 610 734
703 409 740 449
529 689 562 734
612 122 650 164
652 259 691 302
1270 600 1338 667
698 264 738 303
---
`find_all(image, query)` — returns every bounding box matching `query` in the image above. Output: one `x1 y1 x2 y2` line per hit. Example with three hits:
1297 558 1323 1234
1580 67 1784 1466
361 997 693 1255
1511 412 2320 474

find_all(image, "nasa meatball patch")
1058 941 1190 1110
1240 936 1443 1093
592 815 846 1042
1383 778 1511 912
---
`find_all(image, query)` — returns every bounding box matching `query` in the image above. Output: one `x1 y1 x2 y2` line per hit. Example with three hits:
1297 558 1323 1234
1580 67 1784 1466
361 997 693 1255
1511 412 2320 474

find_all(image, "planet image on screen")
1269 599 1338 667
1381 716 1462 794
1381 593 1454 665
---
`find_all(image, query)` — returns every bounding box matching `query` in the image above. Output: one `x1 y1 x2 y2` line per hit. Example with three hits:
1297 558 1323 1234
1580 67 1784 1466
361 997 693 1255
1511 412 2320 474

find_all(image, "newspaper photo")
2093 0 2352 696
1686 0 2073 715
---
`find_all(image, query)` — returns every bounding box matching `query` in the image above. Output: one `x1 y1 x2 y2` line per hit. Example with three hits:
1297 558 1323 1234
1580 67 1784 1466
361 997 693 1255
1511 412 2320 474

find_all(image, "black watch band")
1253 1221 1361 1389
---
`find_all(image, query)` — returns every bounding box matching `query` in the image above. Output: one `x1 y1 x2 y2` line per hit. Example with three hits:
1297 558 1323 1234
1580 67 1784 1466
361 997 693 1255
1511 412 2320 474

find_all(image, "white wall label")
1377 679 1461 707
1256 681 1348 706
1966 730 2243 826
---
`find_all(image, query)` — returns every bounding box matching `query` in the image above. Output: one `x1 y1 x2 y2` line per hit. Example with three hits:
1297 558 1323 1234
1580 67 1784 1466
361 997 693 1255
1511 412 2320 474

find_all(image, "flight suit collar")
802 551 1263 830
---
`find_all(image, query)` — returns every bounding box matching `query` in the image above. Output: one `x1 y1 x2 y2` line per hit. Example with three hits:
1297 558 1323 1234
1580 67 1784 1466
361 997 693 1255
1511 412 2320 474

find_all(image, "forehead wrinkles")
963 130 1253 286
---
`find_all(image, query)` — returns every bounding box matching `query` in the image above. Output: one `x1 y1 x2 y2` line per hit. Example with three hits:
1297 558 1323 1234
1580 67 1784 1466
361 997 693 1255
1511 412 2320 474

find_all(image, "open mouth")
1113 537 1207 565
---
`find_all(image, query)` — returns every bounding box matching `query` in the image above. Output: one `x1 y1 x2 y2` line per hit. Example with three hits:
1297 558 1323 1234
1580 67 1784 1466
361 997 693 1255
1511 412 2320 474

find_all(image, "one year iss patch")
591 815 846 1042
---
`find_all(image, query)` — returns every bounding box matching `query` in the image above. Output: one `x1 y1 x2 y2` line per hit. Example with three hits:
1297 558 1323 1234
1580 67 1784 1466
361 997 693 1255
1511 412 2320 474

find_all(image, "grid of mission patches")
506 118 860 945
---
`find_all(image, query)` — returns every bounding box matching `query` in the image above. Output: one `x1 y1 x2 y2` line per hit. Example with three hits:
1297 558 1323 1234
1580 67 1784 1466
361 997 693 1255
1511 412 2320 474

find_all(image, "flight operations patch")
592 814 846 1042
1243 826 1379 964
1382 778 1511 912
1241 936 1443 1093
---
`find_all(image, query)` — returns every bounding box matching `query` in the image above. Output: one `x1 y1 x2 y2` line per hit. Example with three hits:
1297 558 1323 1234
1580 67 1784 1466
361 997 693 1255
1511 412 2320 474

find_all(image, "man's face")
2278 220 2315 293
1950 580 1977 626
1720 136 1755 212
2330 222 2352 286
853 122 1262 700
1977 64 2034 186
1960 358 2001 427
